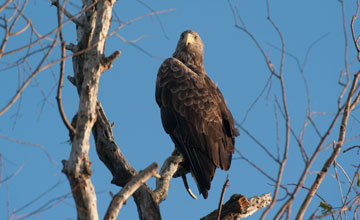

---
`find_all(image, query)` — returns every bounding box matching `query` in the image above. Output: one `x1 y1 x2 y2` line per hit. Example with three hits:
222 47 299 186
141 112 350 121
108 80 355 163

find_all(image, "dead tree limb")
93 102 162 220
217 175 230 220
104 163 160 220
56 0 75 135
201 193 272 220
153 155 183 203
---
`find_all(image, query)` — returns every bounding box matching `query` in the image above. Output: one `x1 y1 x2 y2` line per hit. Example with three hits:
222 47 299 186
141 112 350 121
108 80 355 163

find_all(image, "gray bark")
61 0 117 219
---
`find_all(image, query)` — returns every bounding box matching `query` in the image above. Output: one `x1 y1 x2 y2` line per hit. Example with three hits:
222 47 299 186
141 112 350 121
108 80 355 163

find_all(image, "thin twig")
216 175 229 220
56 42 75 135
0 37 58 116
55 0 75 135
229 0 280 79
261 1 289 218
274 103 281 160
56 0 75 134
337 0 351 109
0 0 11 13
236 123 278 163
136 0 170 39
0 163 24 184
333 158 345 206
342 165 360 205
51 0 82 26
275 98 309 163
0 134 57 165
343 145 360 153
274 104 344 219
351 0 360 60
235 149 290 194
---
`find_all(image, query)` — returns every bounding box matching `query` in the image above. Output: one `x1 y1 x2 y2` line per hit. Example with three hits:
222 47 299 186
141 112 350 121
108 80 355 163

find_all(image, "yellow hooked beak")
184 33 195 47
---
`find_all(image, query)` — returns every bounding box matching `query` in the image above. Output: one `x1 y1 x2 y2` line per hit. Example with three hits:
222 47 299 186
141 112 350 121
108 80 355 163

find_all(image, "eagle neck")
173 51 204 72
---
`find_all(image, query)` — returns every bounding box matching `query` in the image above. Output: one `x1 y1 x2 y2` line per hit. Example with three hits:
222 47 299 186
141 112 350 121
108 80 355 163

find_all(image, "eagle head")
173 30 204 69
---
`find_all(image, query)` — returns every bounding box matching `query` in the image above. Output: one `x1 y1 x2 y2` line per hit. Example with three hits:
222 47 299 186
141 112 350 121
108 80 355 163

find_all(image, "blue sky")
1 0 359 219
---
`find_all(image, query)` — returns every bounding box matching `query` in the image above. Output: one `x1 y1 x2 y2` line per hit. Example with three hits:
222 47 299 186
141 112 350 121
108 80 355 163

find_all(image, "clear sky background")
1 0 359 219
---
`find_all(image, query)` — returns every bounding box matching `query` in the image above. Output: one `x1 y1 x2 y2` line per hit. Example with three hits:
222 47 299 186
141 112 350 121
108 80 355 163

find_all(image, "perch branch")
104 163 160 220
153 155 183 203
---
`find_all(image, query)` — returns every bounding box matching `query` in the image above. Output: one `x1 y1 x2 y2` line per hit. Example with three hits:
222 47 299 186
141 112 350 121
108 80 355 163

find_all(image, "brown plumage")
155 30 238 199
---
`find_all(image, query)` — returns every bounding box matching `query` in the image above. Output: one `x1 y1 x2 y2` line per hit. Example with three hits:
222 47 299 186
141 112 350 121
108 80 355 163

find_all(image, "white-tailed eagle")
155 30 238 199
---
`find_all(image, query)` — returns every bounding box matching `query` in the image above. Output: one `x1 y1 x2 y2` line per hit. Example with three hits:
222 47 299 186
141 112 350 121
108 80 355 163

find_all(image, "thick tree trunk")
61 0 116 219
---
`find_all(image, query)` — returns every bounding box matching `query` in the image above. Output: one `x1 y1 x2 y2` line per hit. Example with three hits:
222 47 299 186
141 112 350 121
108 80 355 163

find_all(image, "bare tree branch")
153 155 183 203
56 0 76 135
0 31 58 116
104 163 160 220
351 0 360 60
201 193 272 220
274 104 344 219
343 145 360 153
217 175 230 220
51 0 83 26
0 0 11 13
295 72 360 219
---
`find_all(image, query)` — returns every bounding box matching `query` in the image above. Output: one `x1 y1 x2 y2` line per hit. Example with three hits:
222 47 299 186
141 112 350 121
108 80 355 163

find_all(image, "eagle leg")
172 149 197 199
181 174 197 199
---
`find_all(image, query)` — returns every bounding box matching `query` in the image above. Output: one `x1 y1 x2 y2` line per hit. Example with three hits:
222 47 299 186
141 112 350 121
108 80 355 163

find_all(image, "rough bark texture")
61 0 116 219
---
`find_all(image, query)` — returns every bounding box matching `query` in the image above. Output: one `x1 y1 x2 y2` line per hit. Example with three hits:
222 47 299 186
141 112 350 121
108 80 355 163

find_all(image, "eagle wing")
156 57 236 198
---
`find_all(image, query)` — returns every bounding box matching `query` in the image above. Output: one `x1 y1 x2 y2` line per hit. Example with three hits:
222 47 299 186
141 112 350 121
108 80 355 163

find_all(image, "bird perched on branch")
155 30 239 199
